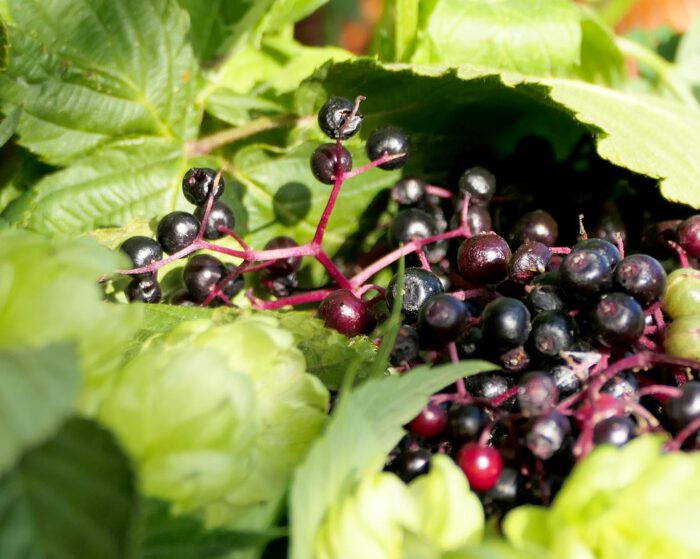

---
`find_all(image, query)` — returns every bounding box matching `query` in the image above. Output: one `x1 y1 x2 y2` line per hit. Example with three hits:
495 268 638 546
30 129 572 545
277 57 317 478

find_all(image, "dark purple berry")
590 293 644 348
448 404 490 444
508 241 551 283
481 297 532 351
457 233 512 285
528 310 577 359
601 371 639 400
525 411 570 460
391 177 426 205
678 215 700 257
388 208 437 248
126 276 161 304
390 325 420 365
458 167 496 206
465 372 513 401
559 249 613 301
511 210 558 246
193 201 235 240
387 268 444 323
317 96 363 140
317 289 368 337
183 254 225 302
593 416 636 447
182 168 224 206
310 143 352 184
573 238 621 268
417 294 469 347
263 236 302 277
517 371 559 417
261 270 298 297
526 285 565 314
156 211 200 255
613 254 667 307
120 236 163 278
366 126 410 170
665 381 700 429
221 263 245 299
395 448 431 482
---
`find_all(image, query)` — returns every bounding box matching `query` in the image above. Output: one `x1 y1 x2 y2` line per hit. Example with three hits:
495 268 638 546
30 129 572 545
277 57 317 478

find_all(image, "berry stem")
666 415 700 450
195 170 223 242
425 184 453 199
447 342 469 397
315 249 352 289
246 288 333 310
218 226 251 251
340 152 406 181
416 247 431 270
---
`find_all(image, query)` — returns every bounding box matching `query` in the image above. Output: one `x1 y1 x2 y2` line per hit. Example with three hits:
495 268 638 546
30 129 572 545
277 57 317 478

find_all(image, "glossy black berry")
590 293 645 348
263 236 302 277
366 126 410 170
120 236 163 277
183 254 225 303
559 249 613 301
458 167 496 206
310 143 352 184
573 238 621 268
457 233 512 285
508 241 551 283
126 276 161 304
456 327 483 359
317 96 363 140
528 310 577 359
395 447 431 482
156 211 200 255
317 289 368 337
525 410 570 460
387 267 444 323
517 372 559 417
417 294 469 347
482 467 522 514
465 372 513 401
613 254 667 307
221 263 245 299
511 210 558 246
593 416 636 447
391 177 426 205
182 168 224 206
168 289 197 306
193 201 235 240
665 381 700 428
448 404 490 444
601 371 639 400
388 208 437 248
390 325 420 365
550 363 583 398
481 297 532 352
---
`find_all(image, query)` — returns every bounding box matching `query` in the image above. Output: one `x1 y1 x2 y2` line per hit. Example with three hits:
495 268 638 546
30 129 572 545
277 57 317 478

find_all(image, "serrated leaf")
0 417 138 559
138 498 286 559
0 344 80 477
3 139 187 233
290 360 494 559
299 58 700 208
278 311 377 389
1 0 199 166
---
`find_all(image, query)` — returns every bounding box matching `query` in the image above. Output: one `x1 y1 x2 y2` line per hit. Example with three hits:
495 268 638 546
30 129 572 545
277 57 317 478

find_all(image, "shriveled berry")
517 371 559 417
182 168 224 206
317 96 363 140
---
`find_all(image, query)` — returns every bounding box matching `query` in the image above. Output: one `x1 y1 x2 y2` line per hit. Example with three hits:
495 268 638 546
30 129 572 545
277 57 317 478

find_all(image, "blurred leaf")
0 344 80 476
0 106 19 149
575 8 626 85
290 359 494 559
0 418 138 559
138 498 286 559
617 0 700 33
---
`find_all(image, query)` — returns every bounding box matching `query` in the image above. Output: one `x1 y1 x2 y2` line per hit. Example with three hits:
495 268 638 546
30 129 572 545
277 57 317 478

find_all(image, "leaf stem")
185 114 304 156
615 36 697 106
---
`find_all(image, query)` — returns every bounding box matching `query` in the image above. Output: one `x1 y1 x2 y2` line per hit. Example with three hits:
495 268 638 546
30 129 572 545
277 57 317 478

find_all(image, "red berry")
407 403 448 439
456 443 503 492
317 289 368 337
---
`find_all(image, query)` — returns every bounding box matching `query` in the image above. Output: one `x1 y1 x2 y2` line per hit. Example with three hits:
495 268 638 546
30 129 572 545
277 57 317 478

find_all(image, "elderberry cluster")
114 94 700 522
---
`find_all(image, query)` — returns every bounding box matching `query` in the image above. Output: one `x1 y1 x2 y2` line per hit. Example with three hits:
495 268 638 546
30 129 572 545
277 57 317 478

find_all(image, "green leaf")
389 0 582 76
138 498 286 559
0 417 138 559
2 139 187 233
278 311 377 390
299 58 700 209
575 9 626 86
0 106 19 149
0 344 80 476
290 360 494 559
231 140 399 259
1 0 199 165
